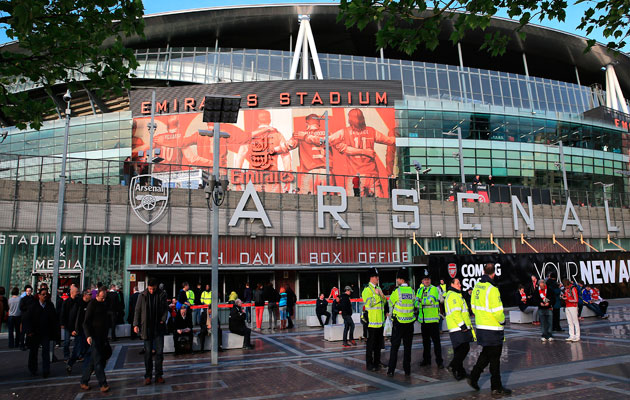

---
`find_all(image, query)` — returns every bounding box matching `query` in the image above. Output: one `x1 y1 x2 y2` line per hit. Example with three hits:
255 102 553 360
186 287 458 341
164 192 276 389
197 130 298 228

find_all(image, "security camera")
63 89 71 102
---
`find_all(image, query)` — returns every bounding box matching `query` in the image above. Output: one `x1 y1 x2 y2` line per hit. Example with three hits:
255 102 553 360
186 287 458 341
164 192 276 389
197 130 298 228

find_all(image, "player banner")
132 107 397 196
428 252 630 306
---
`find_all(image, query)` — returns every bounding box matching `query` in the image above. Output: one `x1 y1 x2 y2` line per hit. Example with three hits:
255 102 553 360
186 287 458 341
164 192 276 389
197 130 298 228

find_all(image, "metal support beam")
82 84 110 114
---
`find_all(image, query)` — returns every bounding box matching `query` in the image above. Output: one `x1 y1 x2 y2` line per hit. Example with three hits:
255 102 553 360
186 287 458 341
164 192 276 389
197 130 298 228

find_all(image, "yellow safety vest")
201 291 212 306
445 290 474 336
471 281 505 331
416 285 440 323
390 285 416 323
362 283 385 328
186 289 195 304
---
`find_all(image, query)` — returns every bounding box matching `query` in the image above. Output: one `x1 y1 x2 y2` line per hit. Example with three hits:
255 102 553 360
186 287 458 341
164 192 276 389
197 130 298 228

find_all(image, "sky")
0 0 627 53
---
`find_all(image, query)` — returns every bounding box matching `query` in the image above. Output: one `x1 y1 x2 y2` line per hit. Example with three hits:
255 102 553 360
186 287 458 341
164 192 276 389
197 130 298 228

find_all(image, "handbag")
383 316 393 336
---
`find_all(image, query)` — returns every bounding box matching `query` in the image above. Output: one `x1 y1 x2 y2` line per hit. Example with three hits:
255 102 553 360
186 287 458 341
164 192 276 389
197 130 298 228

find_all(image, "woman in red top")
561 279 580 341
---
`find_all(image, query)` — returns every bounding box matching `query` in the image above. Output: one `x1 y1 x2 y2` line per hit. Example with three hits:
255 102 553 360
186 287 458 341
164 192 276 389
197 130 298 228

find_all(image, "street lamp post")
201 95 240 366
594 181 614 203
443 127 465 186
51 89 72 299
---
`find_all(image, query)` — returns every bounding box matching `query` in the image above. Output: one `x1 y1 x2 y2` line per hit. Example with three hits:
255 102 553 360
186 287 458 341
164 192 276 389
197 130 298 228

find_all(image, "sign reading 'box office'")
428 252 630 307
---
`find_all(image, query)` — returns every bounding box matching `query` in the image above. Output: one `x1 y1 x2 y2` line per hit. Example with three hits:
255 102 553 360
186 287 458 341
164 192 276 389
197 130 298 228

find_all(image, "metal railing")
1 153 628 208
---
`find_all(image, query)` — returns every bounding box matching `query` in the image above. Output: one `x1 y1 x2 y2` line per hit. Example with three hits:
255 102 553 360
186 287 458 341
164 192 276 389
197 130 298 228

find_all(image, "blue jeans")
81 342 108 386
67 333 86 367
245 306 251 323
193 309 200 326
343 315 355 342
63 328 72 359
7 316 22 348
539 308 553 339
586 303 604 317
144 335 164 379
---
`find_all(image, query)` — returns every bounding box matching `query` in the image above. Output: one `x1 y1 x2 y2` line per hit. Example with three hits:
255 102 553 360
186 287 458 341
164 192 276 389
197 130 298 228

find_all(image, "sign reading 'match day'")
129 80 403 116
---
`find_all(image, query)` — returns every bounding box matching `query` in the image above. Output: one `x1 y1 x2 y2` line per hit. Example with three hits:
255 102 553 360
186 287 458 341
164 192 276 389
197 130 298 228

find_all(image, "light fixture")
336 234 342 240
250 233 257 239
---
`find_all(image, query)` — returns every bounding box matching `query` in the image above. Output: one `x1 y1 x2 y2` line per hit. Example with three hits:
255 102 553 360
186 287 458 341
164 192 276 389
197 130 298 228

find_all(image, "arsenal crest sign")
448 263 457 279
129 175 169 224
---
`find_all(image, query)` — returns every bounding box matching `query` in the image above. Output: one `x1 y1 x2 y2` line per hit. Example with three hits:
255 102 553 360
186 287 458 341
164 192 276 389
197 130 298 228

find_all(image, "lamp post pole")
51 90 71 298
210 121 220 365
558 140 568 195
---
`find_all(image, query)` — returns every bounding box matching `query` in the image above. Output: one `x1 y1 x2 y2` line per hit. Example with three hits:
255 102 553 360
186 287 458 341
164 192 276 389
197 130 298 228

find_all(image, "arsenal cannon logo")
129 175 169 225
448 263 457 279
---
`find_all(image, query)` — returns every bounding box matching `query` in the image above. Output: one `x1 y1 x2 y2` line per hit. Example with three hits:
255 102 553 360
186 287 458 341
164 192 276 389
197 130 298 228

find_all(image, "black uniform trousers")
552 308 562 331
421 322 443 365
366 326 384 369
449 342 470 378
469 344 503 390
387 320 414 374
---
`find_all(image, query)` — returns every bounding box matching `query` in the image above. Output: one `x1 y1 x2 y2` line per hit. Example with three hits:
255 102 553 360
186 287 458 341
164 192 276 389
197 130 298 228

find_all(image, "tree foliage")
338 0 628 57
0 0 145 129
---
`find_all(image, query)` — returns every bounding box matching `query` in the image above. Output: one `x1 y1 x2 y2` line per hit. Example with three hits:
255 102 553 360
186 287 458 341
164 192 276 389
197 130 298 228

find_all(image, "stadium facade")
1 4 630 305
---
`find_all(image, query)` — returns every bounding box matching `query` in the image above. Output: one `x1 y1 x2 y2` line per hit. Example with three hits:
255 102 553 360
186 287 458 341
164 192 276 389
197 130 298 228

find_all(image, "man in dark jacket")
134 278 168 385
264 283 279 330
193 282 203 326
66 289 91 374
340 286 355 347
128 286 140 339
243 282 253 324
315 293 330 326
24 287 60 378
229 299 253 349
106 285 121 341
81 286 110 392
286 286 297 329
546 272 563 332
19 285 35 351
61 285 80 359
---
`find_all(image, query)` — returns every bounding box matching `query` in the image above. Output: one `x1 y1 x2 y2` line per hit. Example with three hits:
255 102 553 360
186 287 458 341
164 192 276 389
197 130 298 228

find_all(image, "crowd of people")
516 273 609 342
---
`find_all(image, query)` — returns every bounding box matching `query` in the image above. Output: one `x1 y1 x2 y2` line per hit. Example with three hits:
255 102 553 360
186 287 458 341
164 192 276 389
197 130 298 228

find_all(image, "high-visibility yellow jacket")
390 285 416 323
201 291 212 306
471 275 505 346
362 283 385 328
416 285 440 323
186 289 195 305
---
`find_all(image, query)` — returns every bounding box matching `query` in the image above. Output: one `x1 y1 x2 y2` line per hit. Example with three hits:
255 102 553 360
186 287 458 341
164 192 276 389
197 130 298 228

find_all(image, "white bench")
164 335 175 353
307 315 323 327
581 307 597 318
116 324 131 338
223 331 245 349
323 323 364 341
509 310 535 324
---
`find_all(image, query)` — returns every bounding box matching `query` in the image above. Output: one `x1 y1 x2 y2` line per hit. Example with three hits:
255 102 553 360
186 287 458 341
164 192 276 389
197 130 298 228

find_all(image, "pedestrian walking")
243 282 253 324
546 272 563 332
253 283 265 331
445 278 475 381
467 263 512 396
265 283 279 330
66 290 91 374
279 287 288 330
81 286 110 392
133 278 168 385
387 268 416 377
128 286 140 339
315 293 330 327
340 286 355 347
61 285 80 359
561 279 580 342
106 285 121 341
417 270 443 369
8 287 23 349
538 280 553 341
23 287 59 378
18 285 35 351
286 286 297 329
362 268 386 371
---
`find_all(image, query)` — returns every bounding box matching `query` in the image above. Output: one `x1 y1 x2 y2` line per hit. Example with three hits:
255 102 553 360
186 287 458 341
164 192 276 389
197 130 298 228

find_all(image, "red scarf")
539 288 548 302
520 291 527 302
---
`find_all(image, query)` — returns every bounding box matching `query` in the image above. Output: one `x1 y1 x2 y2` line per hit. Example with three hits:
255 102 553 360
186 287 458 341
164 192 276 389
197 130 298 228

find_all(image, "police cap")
397 268 409 281
368 267 379 277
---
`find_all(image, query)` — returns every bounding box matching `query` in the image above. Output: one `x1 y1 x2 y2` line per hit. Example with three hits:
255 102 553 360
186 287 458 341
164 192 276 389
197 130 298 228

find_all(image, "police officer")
362 267 386 372
468 263 512 396
387 268 416 377
416 270 443 368
445 278 475 381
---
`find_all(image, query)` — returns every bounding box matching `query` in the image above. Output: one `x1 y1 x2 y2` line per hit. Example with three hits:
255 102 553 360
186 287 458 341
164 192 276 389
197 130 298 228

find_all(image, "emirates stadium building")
1 3 629 307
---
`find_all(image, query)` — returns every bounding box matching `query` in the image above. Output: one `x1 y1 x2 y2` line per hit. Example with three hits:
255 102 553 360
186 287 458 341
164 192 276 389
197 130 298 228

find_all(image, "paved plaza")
0 299 628 400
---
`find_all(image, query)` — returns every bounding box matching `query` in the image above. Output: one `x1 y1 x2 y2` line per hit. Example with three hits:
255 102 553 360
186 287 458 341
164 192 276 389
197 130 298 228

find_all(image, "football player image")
328 108 396 197
234 110 292 193
271 113 328 194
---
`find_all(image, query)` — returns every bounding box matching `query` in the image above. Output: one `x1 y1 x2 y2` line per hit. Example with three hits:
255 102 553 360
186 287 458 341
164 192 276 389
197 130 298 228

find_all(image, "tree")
0 0 145 130
337 0 629 57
